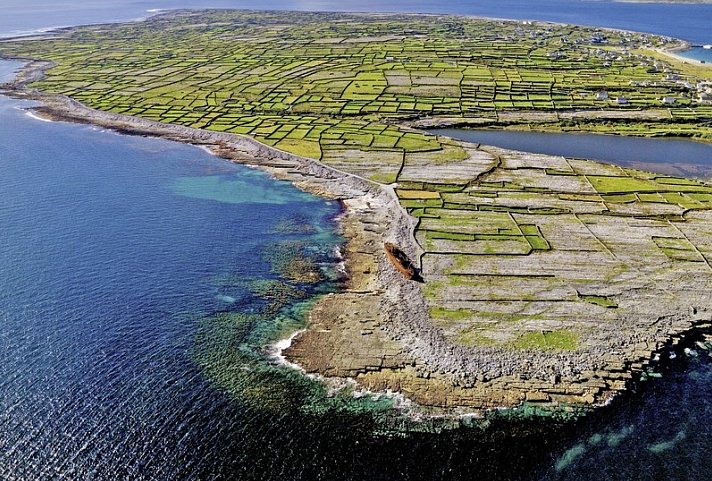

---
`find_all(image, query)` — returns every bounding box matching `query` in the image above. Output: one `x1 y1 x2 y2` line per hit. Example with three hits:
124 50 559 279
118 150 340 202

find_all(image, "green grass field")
1 10 710 180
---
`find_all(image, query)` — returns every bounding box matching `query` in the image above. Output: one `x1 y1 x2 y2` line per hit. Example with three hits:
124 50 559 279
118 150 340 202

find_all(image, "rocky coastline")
3 57 712 418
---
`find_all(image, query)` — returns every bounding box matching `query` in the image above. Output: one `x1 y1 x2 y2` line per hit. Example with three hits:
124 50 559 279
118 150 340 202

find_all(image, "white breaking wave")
24 111 52 123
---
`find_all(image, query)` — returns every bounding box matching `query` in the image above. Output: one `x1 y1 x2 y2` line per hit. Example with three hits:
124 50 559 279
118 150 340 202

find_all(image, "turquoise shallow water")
171 170 323 205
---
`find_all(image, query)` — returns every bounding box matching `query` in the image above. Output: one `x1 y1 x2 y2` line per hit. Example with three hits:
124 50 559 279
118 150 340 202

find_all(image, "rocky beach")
4 47 712 419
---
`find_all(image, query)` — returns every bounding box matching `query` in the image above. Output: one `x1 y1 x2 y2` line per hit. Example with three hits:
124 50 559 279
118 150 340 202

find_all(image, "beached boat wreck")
384 242 418 280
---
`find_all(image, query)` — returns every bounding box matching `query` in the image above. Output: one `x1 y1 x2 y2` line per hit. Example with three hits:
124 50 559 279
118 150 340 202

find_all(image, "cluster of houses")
592 90 630 105
655 62 712 104
666 78 712 104
699 85 712 103
591 89 710 107
591 73 712 107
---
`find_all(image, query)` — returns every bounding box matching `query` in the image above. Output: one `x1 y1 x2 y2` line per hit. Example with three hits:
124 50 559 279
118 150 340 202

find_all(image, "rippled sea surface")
0 84 352 479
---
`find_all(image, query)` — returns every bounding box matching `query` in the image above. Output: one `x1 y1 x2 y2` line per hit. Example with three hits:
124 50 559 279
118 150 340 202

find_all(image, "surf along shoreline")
2 11 712 422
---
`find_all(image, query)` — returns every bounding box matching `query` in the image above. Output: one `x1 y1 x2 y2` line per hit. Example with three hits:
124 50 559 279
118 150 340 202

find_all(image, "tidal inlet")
1 2 712 480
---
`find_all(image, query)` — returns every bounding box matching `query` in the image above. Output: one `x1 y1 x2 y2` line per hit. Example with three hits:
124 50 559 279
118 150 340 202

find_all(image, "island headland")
2 10 712 418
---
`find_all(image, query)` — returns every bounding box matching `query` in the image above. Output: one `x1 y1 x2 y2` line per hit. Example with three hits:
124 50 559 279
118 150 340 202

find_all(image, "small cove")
678 46 712 64
434 128 712 180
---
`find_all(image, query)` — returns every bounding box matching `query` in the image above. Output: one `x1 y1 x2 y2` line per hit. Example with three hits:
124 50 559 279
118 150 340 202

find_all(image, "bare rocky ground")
4 60 712 417
291 139 712 414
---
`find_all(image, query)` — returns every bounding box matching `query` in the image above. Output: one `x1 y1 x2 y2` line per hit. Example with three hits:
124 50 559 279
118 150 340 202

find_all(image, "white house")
616 97 629 105
662 96 676 105
595 91 609 100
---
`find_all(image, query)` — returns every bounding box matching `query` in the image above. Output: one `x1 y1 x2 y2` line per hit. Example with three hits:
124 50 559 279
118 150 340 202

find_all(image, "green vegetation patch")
456 330 497 346
578 293 618 309
589 175 712 194
275 139 322 159
430 306 474 322
588 176 664 194
525 235 550 251
396 189 441 200
511 330 579 351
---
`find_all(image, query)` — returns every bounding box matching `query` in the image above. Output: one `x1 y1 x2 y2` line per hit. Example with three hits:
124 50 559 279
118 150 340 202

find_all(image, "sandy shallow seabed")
4 57 712 419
